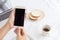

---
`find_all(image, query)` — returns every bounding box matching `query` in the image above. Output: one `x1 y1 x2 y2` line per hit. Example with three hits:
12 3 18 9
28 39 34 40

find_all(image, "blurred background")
0 0 60 40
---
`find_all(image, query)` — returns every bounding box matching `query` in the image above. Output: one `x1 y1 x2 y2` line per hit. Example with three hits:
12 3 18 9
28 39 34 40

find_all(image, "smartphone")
14 8 25 26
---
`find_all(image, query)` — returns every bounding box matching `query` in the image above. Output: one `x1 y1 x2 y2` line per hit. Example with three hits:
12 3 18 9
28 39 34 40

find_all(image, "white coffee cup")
42 25 51 36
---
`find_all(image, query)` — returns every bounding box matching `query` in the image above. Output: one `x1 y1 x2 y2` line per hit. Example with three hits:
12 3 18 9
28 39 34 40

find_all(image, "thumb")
19 28 26 37
9 9 15 20
7 9 15 28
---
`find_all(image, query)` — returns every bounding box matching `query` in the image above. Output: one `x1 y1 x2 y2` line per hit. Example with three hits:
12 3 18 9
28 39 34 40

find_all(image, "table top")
0 0 60 40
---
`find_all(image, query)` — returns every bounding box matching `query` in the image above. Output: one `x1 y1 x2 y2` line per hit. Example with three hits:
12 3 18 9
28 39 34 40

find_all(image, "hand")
0 9 15 40
14 27 26 40
6 9 15 29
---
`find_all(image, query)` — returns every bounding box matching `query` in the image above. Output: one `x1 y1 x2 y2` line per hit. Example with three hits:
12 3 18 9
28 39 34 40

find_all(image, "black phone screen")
14 8 25 26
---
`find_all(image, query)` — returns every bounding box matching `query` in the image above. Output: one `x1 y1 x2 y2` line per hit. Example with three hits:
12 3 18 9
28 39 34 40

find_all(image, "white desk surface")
0 0 60 40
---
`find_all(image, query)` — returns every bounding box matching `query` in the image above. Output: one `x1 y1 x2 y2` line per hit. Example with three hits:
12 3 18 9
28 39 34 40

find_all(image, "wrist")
6 20 14 29
16 34 21 36
5 23 12 30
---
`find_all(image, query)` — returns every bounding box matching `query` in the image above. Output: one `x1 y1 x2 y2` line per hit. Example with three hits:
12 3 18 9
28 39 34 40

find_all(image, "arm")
0 9 15 40
0 23 11 39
